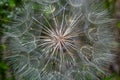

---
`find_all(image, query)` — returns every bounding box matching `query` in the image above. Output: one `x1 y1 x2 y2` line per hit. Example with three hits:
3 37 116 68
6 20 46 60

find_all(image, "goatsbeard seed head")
4 0 117 80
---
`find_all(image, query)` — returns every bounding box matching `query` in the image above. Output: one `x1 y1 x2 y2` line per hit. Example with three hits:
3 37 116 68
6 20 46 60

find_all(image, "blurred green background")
0 0 120 80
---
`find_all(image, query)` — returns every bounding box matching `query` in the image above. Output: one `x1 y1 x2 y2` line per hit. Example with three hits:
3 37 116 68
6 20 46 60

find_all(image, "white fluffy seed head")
4 0 117 80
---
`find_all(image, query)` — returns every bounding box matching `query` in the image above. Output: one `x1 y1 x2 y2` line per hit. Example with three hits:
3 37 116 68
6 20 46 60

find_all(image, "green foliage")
0 0 22 80
8 0 16 8
116 22 120 28
103 73 120 80
104 0 116 14
0 62 8 70
103 74 115 80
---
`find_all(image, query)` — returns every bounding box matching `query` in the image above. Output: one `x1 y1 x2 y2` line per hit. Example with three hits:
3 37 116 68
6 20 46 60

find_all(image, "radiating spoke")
61 42 76 64
32 17 53 34
64 42 77 51
41 43 59 72
60 8 66 34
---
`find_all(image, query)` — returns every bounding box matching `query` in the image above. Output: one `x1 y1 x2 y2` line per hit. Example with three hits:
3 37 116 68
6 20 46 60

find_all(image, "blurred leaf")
0 44 6 52
103 74 115 80
104 0 116 14
0 44 6 49
8 0 15 8
7 78 14 80
116 22 120 28
0 62 8 70
103 73 120 80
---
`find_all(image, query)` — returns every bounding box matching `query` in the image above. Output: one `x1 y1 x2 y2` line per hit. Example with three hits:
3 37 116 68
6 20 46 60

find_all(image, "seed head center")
53 34 65 44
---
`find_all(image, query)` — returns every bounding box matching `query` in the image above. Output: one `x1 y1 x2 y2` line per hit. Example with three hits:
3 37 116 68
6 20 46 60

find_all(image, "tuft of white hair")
4 0 117 80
